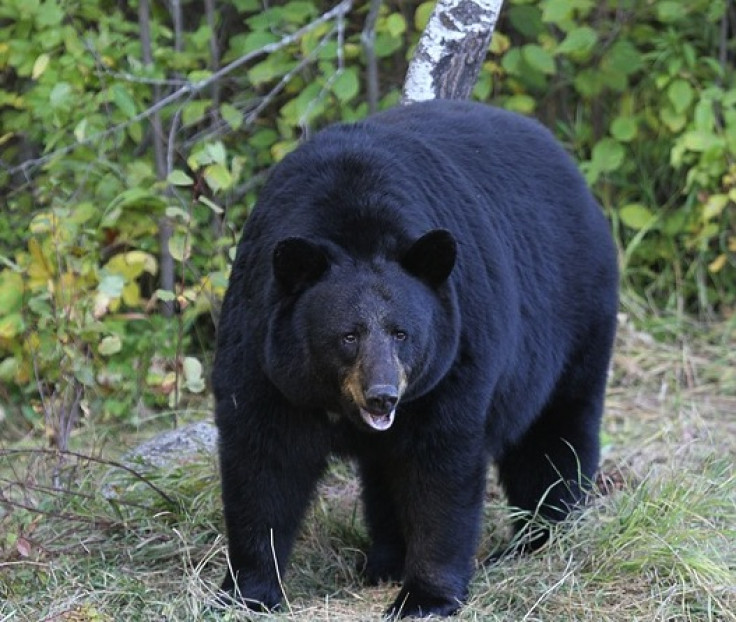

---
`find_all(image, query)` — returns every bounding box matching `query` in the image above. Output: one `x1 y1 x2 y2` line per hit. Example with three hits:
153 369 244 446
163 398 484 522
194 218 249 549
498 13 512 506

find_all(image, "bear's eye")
342 333 358 345
392 330 407 341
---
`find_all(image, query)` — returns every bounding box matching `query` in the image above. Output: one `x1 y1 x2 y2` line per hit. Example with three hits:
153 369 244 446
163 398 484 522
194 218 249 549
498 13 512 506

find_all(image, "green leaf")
667 79 694 114
168 235 191 262
332 68 359 103
236 30 279 55
701 194 729 222
111 84 137 118
183 356 205 393
0 270 23 315
250 128 278 149
385 13 406 38
181 100 210 127
522 44 556 75
656 1 688 23
504 94 536 114
682 130 721 152
509 6 544 39
98 335 122 356
74 118 87 142
0 313 24 339
610 116 638 142
602 40 643 77
198 195 224 214
281 0 317 23
0 357 19 382
374 32 403 58
106 189 167 215
541 0 573 24
660 107 687 133
220 103 242 130
98 274 125 297
166 206 191 222
573 69 604 97
693 99 715 131
49 82 72 108
70 202 97 225
206 142 227 165
37 0 64 27
414 1 435 30
167 170 194 186
156 289 176 302
591 138 625 173
203 163 233 193
619 204 656 230
556 26 598 60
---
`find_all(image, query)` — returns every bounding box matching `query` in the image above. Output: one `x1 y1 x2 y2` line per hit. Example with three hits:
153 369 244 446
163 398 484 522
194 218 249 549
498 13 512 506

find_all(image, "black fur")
212 100 618 618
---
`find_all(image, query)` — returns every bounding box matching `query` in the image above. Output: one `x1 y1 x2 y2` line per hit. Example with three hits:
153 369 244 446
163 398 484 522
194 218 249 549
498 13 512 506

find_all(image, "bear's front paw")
386 583 462 619
217 571 282 612
362 548 405 586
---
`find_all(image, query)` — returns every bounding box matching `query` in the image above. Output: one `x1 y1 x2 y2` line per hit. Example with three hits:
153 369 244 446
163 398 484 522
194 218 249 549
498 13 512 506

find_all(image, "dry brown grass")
1 316 734 621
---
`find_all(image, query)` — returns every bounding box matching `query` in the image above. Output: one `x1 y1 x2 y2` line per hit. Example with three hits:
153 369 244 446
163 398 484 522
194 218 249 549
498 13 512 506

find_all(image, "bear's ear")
401 229 456 286
273 237 329 294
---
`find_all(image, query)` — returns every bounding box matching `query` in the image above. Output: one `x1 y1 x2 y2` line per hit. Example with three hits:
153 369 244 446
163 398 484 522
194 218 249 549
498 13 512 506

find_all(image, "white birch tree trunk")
402 0 505 104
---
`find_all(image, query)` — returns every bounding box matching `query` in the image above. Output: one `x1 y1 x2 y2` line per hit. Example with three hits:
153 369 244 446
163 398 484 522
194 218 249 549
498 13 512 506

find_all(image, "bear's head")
264 229 460 432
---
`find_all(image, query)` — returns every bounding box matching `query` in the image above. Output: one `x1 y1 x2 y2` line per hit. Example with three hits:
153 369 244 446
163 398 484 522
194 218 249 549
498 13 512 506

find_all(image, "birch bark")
402 0 504 104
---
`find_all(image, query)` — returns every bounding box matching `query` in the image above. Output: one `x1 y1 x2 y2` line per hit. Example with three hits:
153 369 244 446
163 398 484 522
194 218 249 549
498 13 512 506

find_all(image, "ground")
1 316 734 621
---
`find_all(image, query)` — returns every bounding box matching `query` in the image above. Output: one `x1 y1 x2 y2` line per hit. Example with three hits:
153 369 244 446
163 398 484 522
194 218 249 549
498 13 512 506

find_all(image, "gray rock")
101 421 218 500
122 421 219 469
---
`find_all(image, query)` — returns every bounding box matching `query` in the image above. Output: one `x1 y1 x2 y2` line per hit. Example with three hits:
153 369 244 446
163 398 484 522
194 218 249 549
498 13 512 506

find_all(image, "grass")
1 316 735 621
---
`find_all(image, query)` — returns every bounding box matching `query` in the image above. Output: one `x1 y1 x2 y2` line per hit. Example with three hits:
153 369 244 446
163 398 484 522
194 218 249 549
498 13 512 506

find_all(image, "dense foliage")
1 0 734 437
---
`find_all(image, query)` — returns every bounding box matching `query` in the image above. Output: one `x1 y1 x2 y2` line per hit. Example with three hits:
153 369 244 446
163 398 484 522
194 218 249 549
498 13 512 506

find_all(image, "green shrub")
1 0 734 437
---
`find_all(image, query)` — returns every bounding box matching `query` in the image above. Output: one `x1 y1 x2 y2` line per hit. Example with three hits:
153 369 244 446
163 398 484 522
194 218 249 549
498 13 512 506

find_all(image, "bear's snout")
364 384 399 415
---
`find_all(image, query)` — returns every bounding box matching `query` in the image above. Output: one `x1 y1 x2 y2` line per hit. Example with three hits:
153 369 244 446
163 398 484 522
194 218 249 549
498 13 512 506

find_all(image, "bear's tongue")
360 408 395 431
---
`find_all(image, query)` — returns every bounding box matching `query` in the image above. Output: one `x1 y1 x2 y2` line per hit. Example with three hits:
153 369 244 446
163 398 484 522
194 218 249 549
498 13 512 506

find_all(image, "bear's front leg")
216 401 328 611
385 435 488 619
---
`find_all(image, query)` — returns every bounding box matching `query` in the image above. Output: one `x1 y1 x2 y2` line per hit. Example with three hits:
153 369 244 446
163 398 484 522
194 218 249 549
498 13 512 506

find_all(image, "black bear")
212 100 618 618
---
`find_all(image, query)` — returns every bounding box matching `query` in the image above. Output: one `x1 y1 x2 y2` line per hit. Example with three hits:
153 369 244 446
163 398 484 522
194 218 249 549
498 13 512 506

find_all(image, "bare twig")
171 0 184 53
139 0 167 179
361 0 382 113
0 477 155 512
0 448 179 507
205 0 221 120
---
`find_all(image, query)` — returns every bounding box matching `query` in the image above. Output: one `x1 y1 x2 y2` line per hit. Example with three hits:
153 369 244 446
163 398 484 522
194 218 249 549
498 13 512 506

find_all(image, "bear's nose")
365 385 399 414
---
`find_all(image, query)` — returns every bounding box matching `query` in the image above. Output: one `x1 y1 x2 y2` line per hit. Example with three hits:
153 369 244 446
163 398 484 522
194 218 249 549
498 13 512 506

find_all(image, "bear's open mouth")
359 407 396 431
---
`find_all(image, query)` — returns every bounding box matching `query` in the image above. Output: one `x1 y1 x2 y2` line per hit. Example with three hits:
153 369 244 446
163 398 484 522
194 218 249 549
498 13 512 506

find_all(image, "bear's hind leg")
497 345 612 550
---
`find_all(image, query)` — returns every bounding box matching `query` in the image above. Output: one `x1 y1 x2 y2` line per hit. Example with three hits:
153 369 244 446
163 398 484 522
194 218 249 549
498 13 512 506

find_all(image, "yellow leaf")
127 250 157 275
94 292 111 319
106 251 157 281
0 313 24 339
29 211 58 234
27 332 40 351
27 238 54 285
728 236 736 252
490 32 511 55
32 53 50 79
702 193 729 222
708 253 727 273
122 281 140 307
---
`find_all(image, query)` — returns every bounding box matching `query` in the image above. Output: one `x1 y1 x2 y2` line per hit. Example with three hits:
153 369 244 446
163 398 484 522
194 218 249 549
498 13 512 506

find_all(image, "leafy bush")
489 0 736 315
1 0 734 438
